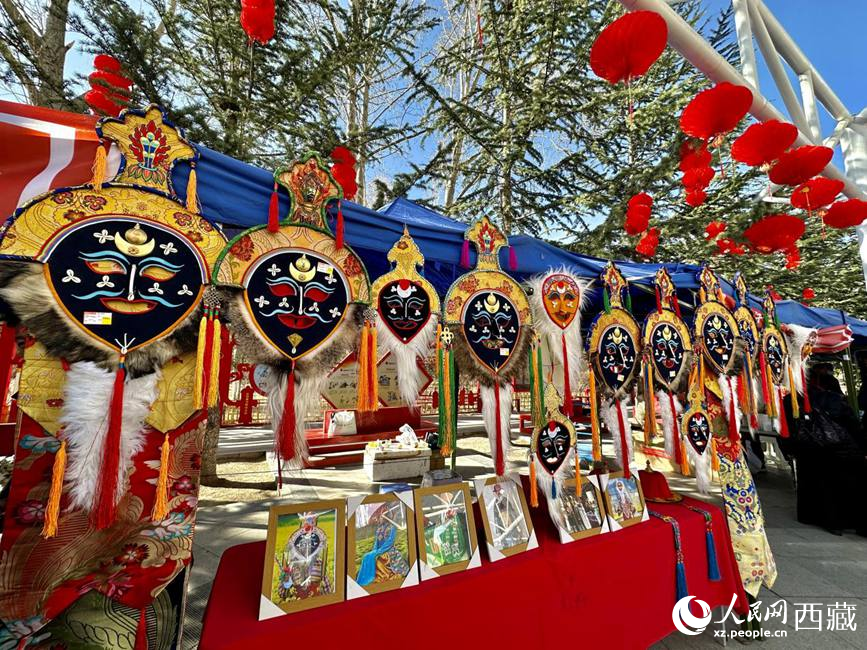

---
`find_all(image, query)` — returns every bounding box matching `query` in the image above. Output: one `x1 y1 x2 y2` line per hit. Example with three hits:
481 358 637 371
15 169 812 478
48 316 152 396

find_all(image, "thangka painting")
443 216 531 476
370 226 439 407
601 471 648 531
474 473 537 560
0 105 226 645
260 499 346 617
346 491 418 598
214 154 370 467
586 262 642 476
553 476 608 543
414 483 480 579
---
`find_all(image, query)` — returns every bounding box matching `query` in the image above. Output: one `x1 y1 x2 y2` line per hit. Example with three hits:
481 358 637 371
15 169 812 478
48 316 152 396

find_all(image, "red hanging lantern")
790 177 845 212
784 246 801 270
768 145 833 186
679 82 753 142
635 227 659 257
679 140 712 171
822 199 867 229
624 193 652 235
329 146 358 201
715 238 745 255
731 120 798 168
802 288 815 301
704 221 727 240
742 214 805 253
682 166 714 190
590 11 668 85
685 188 707 207
240 0 276 45
84 55 133 117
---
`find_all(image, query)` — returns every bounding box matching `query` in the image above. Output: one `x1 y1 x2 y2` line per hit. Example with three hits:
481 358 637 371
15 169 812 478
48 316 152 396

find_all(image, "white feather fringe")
480 382 513 472
61 362 159 512
783 324 816 394
717 373 743 436
600 397 633 471
656 389 682 458
268 367 325 469
685 442 711 495
376 313 438 407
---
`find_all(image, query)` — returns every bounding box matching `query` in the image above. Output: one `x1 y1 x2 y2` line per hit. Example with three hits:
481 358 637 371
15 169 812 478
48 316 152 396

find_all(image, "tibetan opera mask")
541 273 581 329
684 410 710 455
377 279 432 343
462 291 520 372
733 273 760 360
44 219 205 352
598 324 638 392
649 323 686 383
535 420 572 474
702 314 735 372
693 265 740 376
763 330 787 385
643 267 692 390
244 250 350 359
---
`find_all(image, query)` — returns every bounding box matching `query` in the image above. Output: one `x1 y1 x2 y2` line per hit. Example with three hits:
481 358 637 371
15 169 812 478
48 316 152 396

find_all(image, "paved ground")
184 434 867 649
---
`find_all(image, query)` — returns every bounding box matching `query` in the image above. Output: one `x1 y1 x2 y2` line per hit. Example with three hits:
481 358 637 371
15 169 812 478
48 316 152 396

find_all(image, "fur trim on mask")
525 268 588 389
685 441 711 495
600 397 633 471
60 362 159 512
664 349 693 393
479 382 513 471
718 373 743 435
0 261 199 376
783 324 816 394
376 312 438 407
723 337 748 376
656 389 682 458
451 323 530 387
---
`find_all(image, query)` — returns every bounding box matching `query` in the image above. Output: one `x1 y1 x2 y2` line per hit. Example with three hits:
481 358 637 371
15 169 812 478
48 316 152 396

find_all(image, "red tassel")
615 401 630 479
726 376 740 443
561 334 573 418
758 350 772 407
135 607 148 650
801 367 811 413
654 286 662 313
669 295 682 320
493 382 504 476
668 391 680 452
508 244 517 271
460 239 470 269
267 182 279 232
0 324 17 422
777 387 790 438
279 365 296 464
335 200 345 249
93 359 126 529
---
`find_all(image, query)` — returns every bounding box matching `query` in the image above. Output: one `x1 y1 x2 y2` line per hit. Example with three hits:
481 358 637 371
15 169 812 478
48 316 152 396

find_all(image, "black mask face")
765 333 786 384
244 249 350 360
650 323 686 384
685 411 710 455
463 291 520 372
737 318 757 356
293 530 321 556
535 421 571 475
377 279 432 343
702 314 734 373
44 218 205 352
598 324 638 392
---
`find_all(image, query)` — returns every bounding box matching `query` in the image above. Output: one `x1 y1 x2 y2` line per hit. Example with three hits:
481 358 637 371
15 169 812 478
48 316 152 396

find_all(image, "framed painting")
260 499 346 619
551 475 609 543
346 491 418 598
413 483 480 579
474 473 537 561
601 470 649 531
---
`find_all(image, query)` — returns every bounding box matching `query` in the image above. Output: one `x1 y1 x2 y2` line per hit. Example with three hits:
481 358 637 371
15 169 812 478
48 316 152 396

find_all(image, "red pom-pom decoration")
330 146 358 202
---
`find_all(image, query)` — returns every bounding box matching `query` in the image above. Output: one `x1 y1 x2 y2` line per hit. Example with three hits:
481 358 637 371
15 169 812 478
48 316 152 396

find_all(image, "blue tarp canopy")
173 143 867 345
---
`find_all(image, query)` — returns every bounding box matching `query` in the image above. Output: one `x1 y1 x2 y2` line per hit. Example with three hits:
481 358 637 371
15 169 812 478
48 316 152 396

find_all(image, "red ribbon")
93 360 126 529
615 401 630 479
561 334 573 418
493 382 504 476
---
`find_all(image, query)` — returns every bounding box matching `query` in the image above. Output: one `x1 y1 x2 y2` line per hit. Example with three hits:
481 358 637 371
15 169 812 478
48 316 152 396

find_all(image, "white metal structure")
619 0 867 288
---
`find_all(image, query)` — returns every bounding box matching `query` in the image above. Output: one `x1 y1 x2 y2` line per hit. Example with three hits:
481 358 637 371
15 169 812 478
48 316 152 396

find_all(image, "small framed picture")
552 475 609 543
601 470 649 530
414 483 479 579
346 491 418 598
474 473 537 560
260 499 346 619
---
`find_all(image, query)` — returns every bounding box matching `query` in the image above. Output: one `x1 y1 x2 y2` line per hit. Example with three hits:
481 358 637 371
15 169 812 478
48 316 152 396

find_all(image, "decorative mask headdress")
526 268 587 420
0 105 226 532
587 262 642 477
641 268 692 461
679 376 713 494
782 322 817 413
759 290 794 437
528 383 579 512
370 226 439 408
214 154 370 470
443 216 531 475
733 273 761 431
693 264 744 443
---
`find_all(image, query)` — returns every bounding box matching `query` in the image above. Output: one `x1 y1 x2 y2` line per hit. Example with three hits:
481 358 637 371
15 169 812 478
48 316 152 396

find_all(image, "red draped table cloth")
200 491 747 649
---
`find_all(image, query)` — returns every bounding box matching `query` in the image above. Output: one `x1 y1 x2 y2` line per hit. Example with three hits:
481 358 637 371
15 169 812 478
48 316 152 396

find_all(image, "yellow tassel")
710 437 721 473
42 439 67 538
193 314 207 409
529 459 538 507
764 362 778 418
440 347 453 457
589 368 602 462
356 323 371 411
369 326 378 409
151 433 171 521
207 318 221 407
91 143 107 189
575 454 582 497
787 364 799 419
680 438 691 476
186 166 198 213
644 359 656 443
435 323 442 353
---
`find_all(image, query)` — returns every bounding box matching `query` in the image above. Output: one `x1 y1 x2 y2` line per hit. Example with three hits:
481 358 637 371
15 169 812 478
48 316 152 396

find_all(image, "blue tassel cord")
650 510 688 603
682 503 722 582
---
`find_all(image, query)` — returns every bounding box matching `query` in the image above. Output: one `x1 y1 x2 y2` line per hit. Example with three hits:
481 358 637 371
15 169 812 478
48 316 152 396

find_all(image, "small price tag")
83 311 112 326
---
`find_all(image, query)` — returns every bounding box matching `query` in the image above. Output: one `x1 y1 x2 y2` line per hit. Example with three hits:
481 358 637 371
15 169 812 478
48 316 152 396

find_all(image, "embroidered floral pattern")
14 499 45 526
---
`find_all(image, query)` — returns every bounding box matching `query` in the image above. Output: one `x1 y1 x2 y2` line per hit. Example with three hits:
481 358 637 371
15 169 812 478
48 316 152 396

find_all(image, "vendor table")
200 484 747 649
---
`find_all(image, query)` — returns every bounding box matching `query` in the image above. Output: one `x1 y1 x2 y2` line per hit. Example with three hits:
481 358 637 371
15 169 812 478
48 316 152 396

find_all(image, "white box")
363 446 431 481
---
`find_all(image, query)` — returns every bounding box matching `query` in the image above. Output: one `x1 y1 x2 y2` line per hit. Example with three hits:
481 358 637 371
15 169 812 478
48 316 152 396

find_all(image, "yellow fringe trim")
91 144 107 189
529 459 538 507
42 439 66 538
186 166 198 213
589 368 602 462
680 438 691 476
207 318 221 407
151 433 171 521
193 314 207 409
710 437 721 473
787 364 799 419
